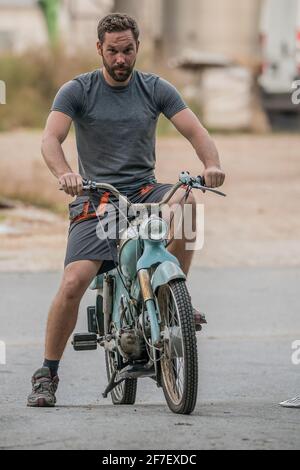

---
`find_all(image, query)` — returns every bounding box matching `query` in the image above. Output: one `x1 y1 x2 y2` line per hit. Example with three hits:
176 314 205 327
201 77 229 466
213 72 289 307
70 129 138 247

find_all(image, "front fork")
137 269 161 347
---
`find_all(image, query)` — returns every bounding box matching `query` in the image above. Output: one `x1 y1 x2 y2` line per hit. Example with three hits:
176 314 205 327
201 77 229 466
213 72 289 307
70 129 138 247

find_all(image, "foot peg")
72 333 98 351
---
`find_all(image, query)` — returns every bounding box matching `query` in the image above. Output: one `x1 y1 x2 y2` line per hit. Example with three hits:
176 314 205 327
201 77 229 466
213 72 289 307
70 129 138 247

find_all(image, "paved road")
0 268 299 450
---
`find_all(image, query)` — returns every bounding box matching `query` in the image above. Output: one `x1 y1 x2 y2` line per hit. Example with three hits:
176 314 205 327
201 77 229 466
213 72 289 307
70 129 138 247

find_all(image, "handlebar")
80 171 226 206
59 171 226 208
160 171 226 203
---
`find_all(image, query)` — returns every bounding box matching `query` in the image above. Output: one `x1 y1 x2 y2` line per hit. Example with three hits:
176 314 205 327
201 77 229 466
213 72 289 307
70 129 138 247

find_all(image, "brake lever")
193 184 226 197
194 175 226 197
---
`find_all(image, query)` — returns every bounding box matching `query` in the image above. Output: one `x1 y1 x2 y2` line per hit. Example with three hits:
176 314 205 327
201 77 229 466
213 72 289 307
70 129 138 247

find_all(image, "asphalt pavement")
0 268 299 450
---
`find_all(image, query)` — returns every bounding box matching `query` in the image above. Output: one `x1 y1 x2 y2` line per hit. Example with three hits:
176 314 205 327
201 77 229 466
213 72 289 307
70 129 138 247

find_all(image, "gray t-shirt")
51 69 187 191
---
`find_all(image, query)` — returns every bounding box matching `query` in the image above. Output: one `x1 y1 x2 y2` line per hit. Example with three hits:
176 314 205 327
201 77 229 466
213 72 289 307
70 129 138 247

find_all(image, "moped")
72 172 225 414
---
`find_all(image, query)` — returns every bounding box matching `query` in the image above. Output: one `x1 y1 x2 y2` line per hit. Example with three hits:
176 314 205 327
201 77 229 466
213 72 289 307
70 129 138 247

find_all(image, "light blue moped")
72 172 225 414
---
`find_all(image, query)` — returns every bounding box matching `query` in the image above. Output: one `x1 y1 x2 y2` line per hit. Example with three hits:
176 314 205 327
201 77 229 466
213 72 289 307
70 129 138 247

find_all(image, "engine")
117 327 146 361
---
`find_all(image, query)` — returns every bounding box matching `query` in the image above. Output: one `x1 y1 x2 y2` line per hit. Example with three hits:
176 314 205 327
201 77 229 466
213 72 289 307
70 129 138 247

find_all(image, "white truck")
259 0 300 128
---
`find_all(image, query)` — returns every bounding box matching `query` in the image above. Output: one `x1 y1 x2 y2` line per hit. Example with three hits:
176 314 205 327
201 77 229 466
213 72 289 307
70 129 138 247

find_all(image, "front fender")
137 239 179 271
151 261 186 293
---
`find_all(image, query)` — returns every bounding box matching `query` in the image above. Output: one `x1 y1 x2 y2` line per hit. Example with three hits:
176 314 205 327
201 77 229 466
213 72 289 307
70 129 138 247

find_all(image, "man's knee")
60 262 100 301
60 273 86 301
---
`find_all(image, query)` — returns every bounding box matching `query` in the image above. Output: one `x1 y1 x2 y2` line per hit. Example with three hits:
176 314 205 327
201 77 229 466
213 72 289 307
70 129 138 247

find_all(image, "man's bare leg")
44 260 102 360
161 189 206 331
28 259 102 407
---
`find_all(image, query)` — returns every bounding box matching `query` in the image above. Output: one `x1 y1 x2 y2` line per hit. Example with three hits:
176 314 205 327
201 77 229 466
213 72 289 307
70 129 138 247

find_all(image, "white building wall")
60 0 113 52
162 0 263 62
197 0 263 60
0 7 48 53
0 0 263 63
113 0 163 55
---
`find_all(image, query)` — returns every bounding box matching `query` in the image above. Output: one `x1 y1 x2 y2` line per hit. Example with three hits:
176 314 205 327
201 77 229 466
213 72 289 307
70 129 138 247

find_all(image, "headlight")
139 216 169 241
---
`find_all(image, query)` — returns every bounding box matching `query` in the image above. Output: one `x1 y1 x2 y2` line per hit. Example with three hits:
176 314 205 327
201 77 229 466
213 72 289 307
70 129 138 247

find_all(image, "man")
27 13 225 407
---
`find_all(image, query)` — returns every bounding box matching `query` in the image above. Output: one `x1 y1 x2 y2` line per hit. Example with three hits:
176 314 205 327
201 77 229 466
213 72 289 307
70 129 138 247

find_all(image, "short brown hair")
97 13 140 44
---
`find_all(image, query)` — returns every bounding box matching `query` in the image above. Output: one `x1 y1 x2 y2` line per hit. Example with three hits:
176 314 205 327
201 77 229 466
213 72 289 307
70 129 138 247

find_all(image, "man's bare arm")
171 108 225 188
41 111 82 196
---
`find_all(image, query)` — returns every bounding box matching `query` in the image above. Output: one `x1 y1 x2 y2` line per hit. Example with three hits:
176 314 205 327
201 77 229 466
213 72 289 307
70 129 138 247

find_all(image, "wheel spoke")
160 284 186 405
157 280 198 414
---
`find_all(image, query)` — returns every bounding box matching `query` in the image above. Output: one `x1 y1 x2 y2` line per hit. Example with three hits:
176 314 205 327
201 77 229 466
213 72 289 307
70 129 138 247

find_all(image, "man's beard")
102 57 136 83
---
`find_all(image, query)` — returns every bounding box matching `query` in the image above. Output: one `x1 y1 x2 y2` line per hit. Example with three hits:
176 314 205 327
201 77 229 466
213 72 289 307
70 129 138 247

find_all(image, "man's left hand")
203 166 225 188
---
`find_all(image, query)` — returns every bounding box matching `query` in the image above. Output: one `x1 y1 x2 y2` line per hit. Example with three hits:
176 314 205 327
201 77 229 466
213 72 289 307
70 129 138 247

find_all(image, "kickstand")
102 371 125 398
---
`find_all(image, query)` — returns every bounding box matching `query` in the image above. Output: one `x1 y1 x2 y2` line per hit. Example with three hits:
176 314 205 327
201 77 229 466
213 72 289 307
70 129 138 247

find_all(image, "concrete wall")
60 0 113 52
162 0 197 59
0 0 114 55
198 0 263 61
0 0 263 63
113 0 163 56
162 0 263 63
0 7 48 53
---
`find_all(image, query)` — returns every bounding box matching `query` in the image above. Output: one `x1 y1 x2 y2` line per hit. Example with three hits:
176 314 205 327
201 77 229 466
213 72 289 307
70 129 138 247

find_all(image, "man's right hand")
58 172 83 197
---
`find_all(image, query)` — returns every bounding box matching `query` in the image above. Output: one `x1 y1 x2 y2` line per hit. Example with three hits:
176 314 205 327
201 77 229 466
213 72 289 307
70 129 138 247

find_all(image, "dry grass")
1 131 300 270
0 49 200 134
0 129 78 213
0 49 100 131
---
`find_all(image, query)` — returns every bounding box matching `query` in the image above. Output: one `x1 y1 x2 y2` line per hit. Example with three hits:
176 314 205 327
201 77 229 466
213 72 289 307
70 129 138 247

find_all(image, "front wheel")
157 279 198 414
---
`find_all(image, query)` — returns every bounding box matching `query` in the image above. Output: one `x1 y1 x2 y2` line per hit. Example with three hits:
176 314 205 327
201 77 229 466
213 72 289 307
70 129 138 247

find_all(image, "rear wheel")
105 350 137 405
157 279 198 414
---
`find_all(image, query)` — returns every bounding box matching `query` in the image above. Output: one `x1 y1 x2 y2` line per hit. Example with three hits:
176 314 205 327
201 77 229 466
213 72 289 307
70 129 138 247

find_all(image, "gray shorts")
64 182 173 275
